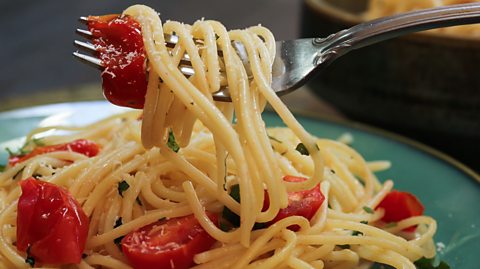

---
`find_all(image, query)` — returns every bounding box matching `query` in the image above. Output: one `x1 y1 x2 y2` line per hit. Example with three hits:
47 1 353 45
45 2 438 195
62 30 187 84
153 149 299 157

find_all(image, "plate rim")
1 101 478 184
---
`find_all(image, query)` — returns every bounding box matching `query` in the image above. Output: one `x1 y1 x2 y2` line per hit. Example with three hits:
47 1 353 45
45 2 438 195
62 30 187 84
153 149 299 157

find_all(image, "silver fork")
74 3 480 102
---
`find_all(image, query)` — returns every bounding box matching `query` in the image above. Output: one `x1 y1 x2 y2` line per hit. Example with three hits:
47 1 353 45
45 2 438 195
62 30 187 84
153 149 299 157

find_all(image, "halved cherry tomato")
121 213 218 269
88 15 147 109
376 190 424 232
8 139 100 166
263 175 325 231
17 178 89 265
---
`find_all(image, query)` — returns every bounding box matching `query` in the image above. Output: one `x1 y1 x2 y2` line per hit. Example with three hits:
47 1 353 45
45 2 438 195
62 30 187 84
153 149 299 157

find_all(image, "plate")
1 101 479 267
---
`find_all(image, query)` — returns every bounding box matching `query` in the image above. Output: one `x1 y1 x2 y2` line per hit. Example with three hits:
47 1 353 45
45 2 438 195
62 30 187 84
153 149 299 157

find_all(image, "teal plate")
1 101 479 268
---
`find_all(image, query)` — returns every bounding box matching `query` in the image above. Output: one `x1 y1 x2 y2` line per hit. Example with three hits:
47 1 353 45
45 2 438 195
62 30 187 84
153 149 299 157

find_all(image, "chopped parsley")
135 197 143 206
32 138 45 146
295 143 310 156
221 184 266 230
371 257 450 269
414 257 450 269
6 138 44 159
352 230 363 236
25 246 35 267
114 217 123 228
222 184 241 227
360 220 368 225
113 217 124 248
118 180 130 197
363 206 374 214
167 130 180 153
384 222 397 228
268 135 282 143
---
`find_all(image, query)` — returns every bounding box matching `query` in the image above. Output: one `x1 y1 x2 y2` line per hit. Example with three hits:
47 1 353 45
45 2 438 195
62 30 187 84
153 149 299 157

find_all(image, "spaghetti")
0 4 437 269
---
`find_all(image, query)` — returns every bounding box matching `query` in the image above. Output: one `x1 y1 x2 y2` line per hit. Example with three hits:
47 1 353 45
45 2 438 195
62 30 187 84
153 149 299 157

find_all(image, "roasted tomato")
264 175 325 231
87 15 147 108
8 139 100 166
17 178 89 265
376 190 425 232
121 213 218 269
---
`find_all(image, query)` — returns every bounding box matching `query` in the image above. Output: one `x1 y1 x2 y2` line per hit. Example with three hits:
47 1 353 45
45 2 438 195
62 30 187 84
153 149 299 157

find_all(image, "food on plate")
366 0 480 37
0 4 441 269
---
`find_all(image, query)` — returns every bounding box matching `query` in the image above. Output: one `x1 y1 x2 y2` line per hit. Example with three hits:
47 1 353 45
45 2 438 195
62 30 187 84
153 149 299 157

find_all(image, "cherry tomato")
9 139 100 166
88 15 147 109
264 175 325 231
376 190 425 232
17 178 89 265
121 213 218 269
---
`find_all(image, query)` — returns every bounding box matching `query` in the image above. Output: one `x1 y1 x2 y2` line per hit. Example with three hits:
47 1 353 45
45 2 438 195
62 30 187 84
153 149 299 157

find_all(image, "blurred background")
0 0 479 171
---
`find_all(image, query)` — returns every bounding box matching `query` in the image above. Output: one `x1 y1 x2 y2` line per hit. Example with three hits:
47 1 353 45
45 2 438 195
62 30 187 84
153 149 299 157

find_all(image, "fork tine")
73 51 103 69
76 28 93 39
79 16 89 24
74 40 97 52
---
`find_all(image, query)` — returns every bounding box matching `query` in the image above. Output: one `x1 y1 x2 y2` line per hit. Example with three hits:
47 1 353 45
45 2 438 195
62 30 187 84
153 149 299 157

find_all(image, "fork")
74 3 480 102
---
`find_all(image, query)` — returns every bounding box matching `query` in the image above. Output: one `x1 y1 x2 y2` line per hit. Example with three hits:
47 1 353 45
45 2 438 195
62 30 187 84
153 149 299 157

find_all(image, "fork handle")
317 3 480 60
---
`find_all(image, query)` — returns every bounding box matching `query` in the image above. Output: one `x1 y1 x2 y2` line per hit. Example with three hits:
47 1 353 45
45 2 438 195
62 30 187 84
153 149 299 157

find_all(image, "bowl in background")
301 0 480 170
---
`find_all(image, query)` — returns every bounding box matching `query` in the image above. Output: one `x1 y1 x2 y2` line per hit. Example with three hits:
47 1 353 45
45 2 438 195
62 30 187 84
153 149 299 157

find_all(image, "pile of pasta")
0 5 437 269
366 0 480 37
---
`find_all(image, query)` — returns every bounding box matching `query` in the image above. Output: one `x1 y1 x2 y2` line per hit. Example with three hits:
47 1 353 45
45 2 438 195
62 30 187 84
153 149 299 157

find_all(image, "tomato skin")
17 178 89 265
121 213 218 269
376 190 425 232
264 175 325 231
8 139 100 166
88 15 147 109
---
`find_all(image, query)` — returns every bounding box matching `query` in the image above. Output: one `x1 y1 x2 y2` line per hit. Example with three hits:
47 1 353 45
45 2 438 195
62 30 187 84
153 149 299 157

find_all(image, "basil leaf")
414 257 450 269
295 143 309 156
118 180 130 197
167 130 180 153
222 184 241 227
135 197 143 206
25 246 35 267
363 206 374 214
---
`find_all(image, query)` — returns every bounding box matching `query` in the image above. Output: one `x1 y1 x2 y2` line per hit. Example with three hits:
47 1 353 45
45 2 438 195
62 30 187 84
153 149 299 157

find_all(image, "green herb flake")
414 257 450 269
268 135 282 143
295 143 310 156
114 236 125 248
360 220 368 225
219 221 232 232
114 217 123 228
118 180 130 197
385 222 397 228
0 165 5 172
352 230 363 236
113 217 124 248
167 130 180 153
222 184 241 227
25 246 35 267
363 206 374 214
5 148 15 157
136 197 143 206
32 138 45 146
